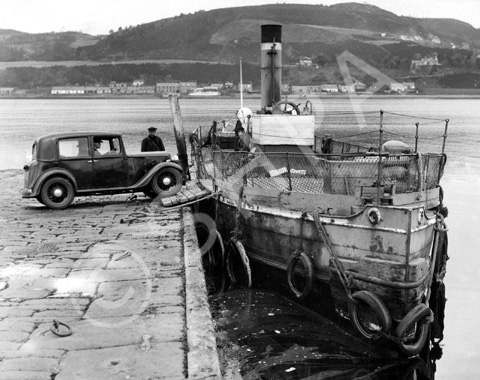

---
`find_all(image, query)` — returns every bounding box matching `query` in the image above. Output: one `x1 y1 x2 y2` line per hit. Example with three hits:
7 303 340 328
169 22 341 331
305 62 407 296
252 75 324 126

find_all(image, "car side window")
59 137 89 158
96 137 122 156
29 143 37 161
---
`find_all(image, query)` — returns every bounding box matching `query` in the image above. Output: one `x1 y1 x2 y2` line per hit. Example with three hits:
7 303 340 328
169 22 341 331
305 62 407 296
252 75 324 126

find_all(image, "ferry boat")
189 25 449 357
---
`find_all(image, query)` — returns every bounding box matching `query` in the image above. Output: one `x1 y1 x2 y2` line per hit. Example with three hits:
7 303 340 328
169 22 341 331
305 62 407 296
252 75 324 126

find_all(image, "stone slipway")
0 170 221 380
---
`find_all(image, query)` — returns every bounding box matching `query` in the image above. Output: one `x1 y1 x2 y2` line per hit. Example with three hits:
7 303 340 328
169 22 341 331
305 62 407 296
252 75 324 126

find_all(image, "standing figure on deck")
141 127 165 152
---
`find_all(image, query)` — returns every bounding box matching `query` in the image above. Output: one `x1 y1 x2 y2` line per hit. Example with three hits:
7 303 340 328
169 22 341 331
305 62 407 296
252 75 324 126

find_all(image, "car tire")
40 176 75 210
151 168 183 198
143 189 157 198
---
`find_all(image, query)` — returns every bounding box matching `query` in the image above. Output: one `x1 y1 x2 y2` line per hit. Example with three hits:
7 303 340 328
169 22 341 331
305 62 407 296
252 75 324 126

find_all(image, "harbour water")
1 96 479 379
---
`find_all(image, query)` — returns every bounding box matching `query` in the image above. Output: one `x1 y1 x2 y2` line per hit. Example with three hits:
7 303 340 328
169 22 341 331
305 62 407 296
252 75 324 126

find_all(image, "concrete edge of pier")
182 207 222 379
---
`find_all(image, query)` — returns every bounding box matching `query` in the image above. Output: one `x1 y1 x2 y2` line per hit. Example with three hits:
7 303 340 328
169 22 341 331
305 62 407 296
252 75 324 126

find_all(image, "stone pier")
0 170 220 379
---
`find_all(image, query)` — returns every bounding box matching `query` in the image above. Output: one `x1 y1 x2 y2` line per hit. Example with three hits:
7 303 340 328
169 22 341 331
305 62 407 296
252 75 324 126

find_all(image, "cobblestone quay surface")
0 170 220 380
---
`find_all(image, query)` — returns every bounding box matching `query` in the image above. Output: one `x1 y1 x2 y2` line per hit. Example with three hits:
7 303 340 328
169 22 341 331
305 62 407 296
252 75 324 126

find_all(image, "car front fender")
132 161 184 189
30 169 78 197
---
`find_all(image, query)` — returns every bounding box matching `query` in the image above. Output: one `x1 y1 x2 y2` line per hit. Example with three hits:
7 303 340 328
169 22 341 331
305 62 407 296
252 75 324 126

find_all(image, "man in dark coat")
141 127 165 152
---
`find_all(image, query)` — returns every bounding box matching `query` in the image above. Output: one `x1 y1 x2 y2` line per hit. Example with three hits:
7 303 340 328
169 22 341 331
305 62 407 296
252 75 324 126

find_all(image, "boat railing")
313 110 449 156
191 111 448 199
314 136 371 155
197 150 446 198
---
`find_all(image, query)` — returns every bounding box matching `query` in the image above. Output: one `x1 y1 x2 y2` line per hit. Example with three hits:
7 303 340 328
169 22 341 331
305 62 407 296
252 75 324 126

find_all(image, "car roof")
35 132 122 144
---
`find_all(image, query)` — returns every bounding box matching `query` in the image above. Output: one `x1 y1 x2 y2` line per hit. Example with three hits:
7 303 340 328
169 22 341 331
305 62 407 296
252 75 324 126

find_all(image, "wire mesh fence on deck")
197 150 446 196
192 109 448 196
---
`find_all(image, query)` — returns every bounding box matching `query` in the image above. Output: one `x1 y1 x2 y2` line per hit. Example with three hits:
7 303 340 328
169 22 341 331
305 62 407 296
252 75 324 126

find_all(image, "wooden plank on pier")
160 182 212 207
182 189 198 201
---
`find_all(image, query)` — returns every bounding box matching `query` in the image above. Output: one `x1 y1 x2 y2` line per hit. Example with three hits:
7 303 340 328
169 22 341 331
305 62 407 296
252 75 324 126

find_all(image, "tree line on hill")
0 62 259 89
1 60 480 91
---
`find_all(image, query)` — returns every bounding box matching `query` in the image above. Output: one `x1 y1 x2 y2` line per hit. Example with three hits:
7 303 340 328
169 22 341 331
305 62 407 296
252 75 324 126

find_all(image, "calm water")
1 97 479 379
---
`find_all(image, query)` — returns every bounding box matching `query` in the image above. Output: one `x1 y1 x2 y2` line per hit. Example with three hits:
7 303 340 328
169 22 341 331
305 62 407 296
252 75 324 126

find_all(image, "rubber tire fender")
348 290 392 340
286 250 314 300
214 230 225 259
227 240 252 288
201 229 227 293
214 230 226 293
395 303 432 357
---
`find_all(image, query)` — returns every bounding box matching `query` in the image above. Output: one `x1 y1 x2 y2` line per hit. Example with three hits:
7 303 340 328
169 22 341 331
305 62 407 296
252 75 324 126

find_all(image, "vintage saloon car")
22 132 184 209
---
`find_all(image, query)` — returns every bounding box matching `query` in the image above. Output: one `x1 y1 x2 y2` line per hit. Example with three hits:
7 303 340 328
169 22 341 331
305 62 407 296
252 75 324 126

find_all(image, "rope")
231 185 245 241
119 211 162 224
434 213 448 233
425 213 449 305
312 209 352 298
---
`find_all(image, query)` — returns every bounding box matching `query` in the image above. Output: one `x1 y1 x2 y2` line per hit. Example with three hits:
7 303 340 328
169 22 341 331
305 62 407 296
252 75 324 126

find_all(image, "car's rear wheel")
151 168 182 197
40 176 75 210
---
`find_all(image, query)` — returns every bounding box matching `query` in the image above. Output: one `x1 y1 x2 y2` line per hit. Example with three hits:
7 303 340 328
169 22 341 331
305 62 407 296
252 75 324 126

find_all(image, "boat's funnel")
260 25 282 111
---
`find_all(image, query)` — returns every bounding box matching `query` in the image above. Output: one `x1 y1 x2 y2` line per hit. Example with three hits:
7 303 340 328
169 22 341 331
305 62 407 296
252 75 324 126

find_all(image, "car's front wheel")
151 168 182 198
40 176 75 210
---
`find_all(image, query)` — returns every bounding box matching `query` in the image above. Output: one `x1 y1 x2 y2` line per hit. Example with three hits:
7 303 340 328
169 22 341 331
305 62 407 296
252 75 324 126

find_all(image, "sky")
1 0 479 35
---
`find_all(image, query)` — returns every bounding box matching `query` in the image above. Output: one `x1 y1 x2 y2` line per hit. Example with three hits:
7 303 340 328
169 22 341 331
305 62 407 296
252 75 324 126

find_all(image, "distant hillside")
0 2 479 90
0 30 100 61
1 3 479 64
75 3 480 65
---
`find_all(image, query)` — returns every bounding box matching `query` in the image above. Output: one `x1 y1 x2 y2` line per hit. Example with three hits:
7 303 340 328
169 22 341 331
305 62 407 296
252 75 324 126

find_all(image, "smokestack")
260 25 282 110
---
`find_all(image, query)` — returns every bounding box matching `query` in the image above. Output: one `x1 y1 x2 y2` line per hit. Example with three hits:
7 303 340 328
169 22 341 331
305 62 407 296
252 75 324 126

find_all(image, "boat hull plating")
213 190 435 322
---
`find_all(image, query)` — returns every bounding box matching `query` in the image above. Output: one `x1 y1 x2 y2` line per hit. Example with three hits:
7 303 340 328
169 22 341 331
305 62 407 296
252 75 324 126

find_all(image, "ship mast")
239 57 243 109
